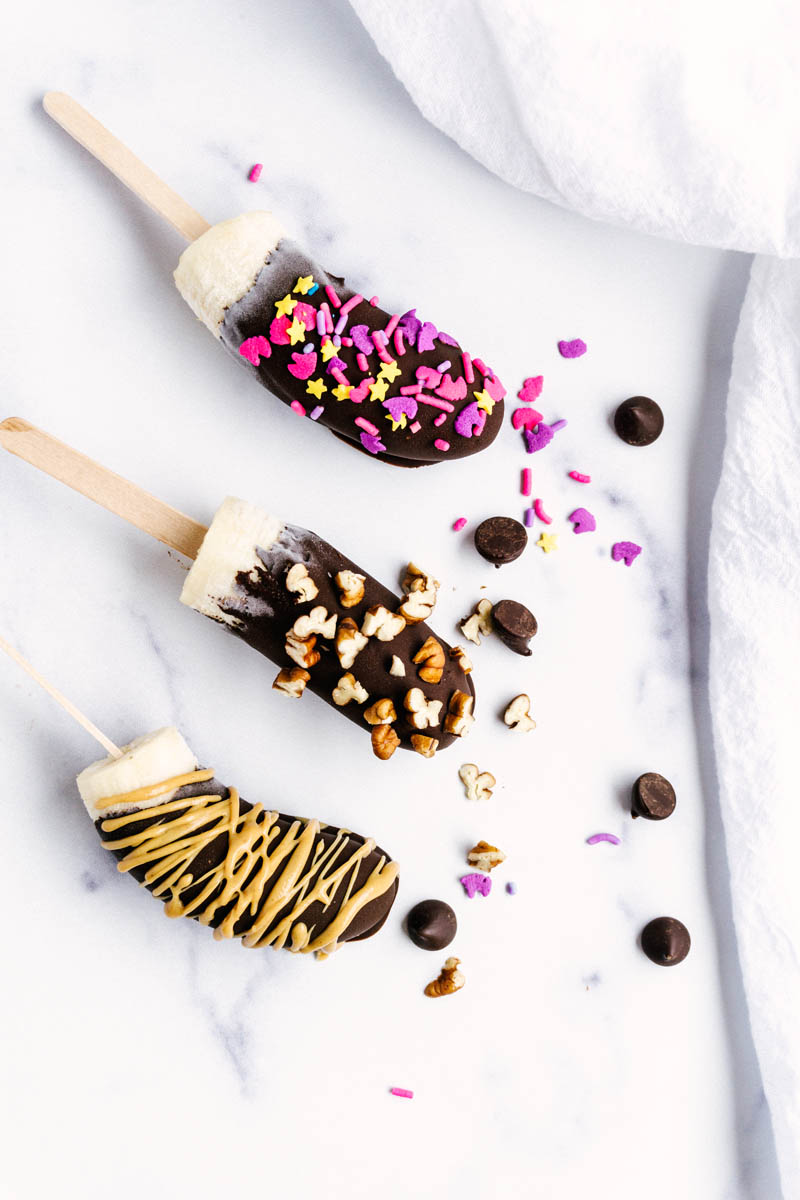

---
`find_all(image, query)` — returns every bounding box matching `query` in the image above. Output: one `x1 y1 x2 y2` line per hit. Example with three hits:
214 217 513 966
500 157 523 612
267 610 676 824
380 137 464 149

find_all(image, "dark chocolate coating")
641 917 691 966
220 240 505 466
97 775 398 947
492 599 537 656
631 773 676 821
474 517 528 567
614 396 664 446
216 522 475 753
406 899 457 951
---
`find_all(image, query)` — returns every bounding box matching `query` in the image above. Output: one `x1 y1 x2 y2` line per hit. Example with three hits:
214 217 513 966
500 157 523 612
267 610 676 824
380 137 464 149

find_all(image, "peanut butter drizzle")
96 769 215 812
98 770 398 955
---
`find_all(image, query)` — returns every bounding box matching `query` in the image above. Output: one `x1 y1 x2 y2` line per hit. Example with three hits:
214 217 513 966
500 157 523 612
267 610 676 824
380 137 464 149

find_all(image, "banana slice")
76 727 197 821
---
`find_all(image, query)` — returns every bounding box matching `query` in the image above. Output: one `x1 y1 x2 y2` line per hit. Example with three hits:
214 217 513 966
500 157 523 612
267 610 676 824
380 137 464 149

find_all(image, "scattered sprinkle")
533 499 553 524
558 338 587 359
390 1088 414 1100
452 517 467 532
369 295 379 305
568 507 597 534
512 406 543 431
521 468 531 497
569 471 591 483
460 873 492 898
524 507 535 527
355 417 379 436
306 377 327 400
247 163 263 183
612 541 642 566
287 351 317 380
506 881 518 895
409 421 421 433
238 336 271 366
433 413 447 427
290 400 306 417
454 400 483 437
518 375 543 403
324 285 341 309
309 405 324 421
462 352 475 384
586 833 621 846
550 419 568 432
524 423 554 454
393 329 406 357
384 313 400 339
293 275 314 295
307 283 319 295
537 531 559 553
436 360 452 373
360 432 386 455
340 293 363 316
434 438 450 452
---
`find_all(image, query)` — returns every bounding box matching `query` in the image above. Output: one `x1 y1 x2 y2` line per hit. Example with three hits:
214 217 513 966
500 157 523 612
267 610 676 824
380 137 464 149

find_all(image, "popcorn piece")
412 636 445 684
404 687 443 730
285 562 318 604
424 956 464 998
363 698 397 726
335 617 368 669
449 645 473 673
389 655 406 677
372 724 401 761
272 667 311 698
459 763 496 801
410 734 438 758
460 599 494 646
503 694 537 732
285 631 320 669
443 690 474 737
467 840 506 873
335 569 366 609
332 673 369 707
292 606 338 640
362 605 406 642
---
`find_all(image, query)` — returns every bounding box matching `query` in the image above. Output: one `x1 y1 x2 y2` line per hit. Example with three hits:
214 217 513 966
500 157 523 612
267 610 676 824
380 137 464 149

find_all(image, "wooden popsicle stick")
0 634 122 758
43 91 211 243
0 418 208 560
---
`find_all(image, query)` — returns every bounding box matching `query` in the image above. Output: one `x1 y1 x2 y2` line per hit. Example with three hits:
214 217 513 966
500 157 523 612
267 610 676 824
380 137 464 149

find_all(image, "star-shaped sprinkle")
332 384 352 402
537 531 559 554
287 317 306 346
275 294 297 319
378 360 401 383
369 377 389 402
306 378 328 399
293 275 314 295
320 338 338 363
385 412 407 431
474 388 495 415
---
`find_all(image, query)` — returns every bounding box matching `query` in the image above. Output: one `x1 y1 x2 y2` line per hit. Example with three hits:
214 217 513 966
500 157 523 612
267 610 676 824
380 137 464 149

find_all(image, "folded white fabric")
349 2 800 1194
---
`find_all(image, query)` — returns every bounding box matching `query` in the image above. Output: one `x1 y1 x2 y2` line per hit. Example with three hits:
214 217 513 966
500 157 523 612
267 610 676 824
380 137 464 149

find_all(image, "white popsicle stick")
0 417 208 560
43 91 211 243
0 634 122 758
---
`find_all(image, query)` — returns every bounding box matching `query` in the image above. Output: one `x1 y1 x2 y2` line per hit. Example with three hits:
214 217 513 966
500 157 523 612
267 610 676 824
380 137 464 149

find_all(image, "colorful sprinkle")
400 384 422 395
248 163 263 182
524 423 554 454
550 419 568 432
417 395 454 413
384 313 400 339
473 388 495 415
274 293 297 319
438 331 458 347
379 360 402 384
369 295 379 306
416 365 443 390
372 333 394 364
331 367 350 388
484 374 507 403
269 316 291 345
302 342 316 354
506 882 518 895
315 311 327 336
521 468 531 497
452 517 467 531
306 378 327 400
309 405 325 421
356 352 370 374
290 400 306 417
558 338 587 359
398 310 421 347
238 336 271 366
409 421 421 434
393 329 406 357
307 283 319 295
286 317 306 346
351 326 373 356
334 314 348 337
293 275 314 295
390 1088 414 1099
511 407 543 431
460 873 491 898
434 438 450 452
454 400 483 438
612 541 642 566
369 377 390 402
418 322 438 353
518 376 543 403
568 508 596 534
433 414 447 427
360 432 385 455
586 833 621 846
436 360 452 373
324 285 341 309
287 351 317 380
355 417 379 435
462 353 475 384
332 384 352 402
569 471 592 483
340 293 364 316
384 395 418 423
524 508 535 528
350 379 372 404
341 336 353 348
436 374 468 402
533 499 553 524
537 531 559 553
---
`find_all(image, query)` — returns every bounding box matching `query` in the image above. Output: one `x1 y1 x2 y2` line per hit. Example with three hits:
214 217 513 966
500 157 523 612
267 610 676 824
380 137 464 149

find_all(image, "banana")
76 727 197 821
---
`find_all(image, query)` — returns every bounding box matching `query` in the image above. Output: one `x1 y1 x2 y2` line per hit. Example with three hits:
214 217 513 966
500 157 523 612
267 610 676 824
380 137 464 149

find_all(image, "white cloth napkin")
348 1 800 1194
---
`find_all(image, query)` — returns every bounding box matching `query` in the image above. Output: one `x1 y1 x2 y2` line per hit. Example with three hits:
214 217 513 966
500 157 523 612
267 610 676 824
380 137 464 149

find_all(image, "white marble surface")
0 2 781 1197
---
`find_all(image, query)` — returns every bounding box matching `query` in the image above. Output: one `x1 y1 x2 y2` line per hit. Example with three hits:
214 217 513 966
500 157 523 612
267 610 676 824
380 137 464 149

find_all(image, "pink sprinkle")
369 295 379 306
331 368 350 387
518 376 544 404
390 1088 414 1099
309 405 324 421
340 293 363 316
452 517 467 531
324 285 341 309
416 395 454 413
400 385 422 395
409 421 421 433
473 358 489 377
393 329 406 357
586 833 621 846
248 163 263 183
356 352 370 373
290 400 306 417
521 468 532 497
341 337 353 348
320 303 334 334
524 508 535 527
384 313 400 339
372 332 394 364
461 352 475 384
433 413 447 427
569 471 592 483
238 336 271 366
355 417 379 436
533 499 552 524
434 438 450 452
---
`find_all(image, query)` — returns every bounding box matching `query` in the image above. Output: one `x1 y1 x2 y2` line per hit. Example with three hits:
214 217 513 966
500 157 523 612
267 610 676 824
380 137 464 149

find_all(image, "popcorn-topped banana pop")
44 93 506 466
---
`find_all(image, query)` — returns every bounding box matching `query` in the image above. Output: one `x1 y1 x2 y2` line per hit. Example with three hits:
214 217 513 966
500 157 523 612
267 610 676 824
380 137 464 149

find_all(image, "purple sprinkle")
309 405 325 421
437 331 458 346
524 507 535 527
586 833 621 846
612 541 643 566
398 309 422 347
558 338 587 359
569 507 597 534
524 423 554 454
460 873 492 899
360 431 386 456
334 314 348 336
417 322 438 353
506 882 518 895
332 335 341 347
315 312 326 336
350 324 374 356
550 419 568 432
302 343 316 354
326 356 347 374
436 360 452 372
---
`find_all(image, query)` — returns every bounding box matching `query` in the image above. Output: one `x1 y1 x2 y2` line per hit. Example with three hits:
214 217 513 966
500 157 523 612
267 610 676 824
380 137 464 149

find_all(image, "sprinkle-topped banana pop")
43 94 506 466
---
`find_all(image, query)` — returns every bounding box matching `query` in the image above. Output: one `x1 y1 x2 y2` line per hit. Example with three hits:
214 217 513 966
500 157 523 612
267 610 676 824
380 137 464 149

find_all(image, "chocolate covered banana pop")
77 727 399 955
174 213 506 465
181 497 476 760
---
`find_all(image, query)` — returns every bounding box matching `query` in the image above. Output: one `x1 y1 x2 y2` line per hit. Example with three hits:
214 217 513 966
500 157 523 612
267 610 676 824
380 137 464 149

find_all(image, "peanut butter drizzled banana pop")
1 419 476 761
43 92 506 466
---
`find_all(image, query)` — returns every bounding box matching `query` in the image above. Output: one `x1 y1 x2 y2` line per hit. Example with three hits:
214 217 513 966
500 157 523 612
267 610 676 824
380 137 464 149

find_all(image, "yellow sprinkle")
378 360 401 383
385 413 407 431
332 384 352 401
275 293 297 318
474 388 495 415
537 532 559 554
287 316 306 346
320 339 338 363
369 378 389 402
293 275 314 295
307 378 328 399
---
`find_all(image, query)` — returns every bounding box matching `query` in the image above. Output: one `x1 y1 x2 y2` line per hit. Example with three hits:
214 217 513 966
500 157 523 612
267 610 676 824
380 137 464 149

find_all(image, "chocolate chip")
492 599 538 656
614 396 664 446
406 899 457 951
631 772 676 821
641 917 691 966
474 517 527 567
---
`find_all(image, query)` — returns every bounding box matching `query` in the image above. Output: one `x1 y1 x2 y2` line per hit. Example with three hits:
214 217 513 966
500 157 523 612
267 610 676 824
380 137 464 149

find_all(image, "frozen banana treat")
180 498 476 760
174 213 506 466
78 727 399 955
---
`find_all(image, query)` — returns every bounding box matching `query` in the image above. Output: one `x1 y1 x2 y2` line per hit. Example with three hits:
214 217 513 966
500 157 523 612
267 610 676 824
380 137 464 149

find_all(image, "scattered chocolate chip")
641 917 691 966
406 899 457 951
474 517 528 567
614 396 664 446
492 599 537 656
631 772 676 821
